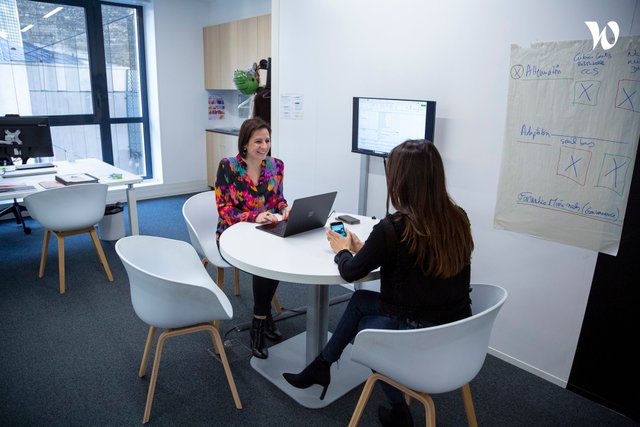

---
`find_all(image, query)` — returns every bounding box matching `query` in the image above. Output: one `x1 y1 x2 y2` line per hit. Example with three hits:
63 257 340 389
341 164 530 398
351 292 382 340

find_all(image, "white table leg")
306 284 329 364
126 184 139 235
250 284 370 408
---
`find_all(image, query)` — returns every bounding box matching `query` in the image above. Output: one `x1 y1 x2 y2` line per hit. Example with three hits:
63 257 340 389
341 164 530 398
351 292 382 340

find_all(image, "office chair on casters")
347 284 508 427
23 183 113 294
115 235 242 424
0 198 31 234
182 190 282 314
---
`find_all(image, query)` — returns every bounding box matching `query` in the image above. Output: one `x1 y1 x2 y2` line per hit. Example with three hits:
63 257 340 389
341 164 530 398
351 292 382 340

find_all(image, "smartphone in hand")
330 221 347 237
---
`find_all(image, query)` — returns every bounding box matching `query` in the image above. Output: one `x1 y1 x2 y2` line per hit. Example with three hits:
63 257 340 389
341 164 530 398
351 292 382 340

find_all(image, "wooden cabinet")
203 14 271 90
206 131 238 187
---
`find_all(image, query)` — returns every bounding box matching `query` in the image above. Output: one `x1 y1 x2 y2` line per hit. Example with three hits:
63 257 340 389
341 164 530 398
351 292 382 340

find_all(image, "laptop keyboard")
259 220 288 236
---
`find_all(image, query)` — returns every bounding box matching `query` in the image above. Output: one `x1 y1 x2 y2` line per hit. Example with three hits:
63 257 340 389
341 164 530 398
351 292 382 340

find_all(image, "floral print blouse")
214 154 288 239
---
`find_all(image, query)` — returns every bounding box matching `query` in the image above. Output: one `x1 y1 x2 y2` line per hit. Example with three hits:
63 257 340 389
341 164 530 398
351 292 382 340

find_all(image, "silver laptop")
256 191 337 237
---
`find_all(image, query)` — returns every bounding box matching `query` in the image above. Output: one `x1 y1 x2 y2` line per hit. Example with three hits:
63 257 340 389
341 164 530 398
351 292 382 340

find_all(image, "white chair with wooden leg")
348 284 508 427
23 183 113 294
115 235 242 424
182 190 282 314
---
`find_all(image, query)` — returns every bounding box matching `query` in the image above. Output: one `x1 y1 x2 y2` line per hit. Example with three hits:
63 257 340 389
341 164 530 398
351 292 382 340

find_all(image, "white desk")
0 158 143 235
219 213 380 408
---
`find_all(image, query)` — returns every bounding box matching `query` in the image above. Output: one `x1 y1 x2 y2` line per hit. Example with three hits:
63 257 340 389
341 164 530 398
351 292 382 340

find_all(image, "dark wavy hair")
237 117 271 157
386 139 473 278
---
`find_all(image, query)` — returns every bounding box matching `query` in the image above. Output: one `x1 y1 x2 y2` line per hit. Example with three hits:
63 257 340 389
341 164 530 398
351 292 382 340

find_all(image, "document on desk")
0 184 36 193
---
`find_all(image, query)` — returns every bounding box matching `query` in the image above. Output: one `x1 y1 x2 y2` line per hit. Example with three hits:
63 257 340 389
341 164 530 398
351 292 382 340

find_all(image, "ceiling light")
20 24 34 32
43 7 63 19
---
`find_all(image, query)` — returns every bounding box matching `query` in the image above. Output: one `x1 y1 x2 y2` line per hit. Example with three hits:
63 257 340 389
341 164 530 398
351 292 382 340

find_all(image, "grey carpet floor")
0 194 635 426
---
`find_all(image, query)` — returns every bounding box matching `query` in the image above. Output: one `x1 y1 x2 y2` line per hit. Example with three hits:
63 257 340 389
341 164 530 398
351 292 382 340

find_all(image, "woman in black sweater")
283 139 474 427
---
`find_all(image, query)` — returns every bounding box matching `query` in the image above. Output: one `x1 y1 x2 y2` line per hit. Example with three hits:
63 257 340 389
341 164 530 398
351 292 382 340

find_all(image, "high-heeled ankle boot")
282 356 331 400
250 317 268 359
378 402 414 427
264 314 282 341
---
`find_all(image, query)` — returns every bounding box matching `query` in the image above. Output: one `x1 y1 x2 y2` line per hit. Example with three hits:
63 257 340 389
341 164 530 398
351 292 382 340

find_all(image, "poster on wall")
208 95 225 120
494 36 640 255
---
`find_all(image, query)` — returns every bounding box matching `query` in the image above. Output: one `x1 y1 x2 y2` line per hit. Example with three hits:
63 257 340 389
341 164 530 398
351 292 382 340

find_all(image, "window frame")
13 0 153 178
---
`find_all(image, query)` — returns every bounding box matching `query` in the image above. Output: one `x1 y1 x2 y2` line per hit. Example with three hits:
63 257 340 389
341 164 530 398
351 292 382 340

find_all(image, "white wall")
273 0 639 386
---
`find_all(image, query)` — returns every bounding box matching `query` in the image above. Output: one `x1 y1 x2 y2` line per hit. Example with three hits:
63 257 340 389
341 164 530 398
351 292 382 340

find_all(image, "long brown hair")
386 139 473 278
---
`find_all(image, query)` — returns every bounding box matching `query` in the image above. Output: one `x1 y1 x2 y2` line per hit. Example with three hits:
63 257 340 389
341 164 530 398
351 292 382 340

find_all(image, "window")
0 0 151 177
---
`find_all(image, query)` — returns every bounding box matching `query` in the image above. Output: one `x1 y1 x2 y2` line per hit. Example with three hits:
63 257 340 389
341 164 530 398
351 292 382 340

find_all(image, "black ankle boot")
264 314 282 341
378 402 413 427
282 356 331 400
250 317 268 359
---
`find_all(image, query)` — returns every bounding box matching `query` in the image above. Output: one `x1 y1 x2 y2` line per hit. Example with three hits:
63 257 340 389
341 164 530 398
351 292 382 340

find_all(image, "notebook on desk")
256 191 337 238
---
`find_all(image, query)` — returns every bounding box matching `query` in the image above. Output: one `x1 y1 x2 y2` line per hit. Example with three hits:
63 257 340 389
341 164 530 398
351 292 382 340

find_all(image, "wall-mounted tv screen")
352 97 436 158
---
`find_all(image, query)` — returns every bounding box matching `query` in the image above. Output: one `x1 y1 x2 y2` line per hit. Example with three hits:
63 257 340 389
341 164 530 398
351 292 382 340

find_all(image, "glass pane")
50 124 102 162
111 122 146 176
0 1 92 116
102 5 141 118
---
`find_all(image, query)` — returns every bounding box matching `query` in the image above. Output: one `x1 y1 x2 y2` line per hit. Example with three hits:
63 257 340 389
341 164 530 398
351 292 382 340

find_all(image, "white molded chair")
115 235 242 424
348 283 508 427
23 183 113 294
182 191 282 314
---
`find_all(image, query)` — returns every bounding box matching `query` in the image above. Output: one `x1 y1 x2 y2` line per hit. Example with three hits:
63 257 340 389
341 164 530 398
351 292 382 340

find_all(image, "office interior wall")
205 0 271 25
140 0 271 198
274 0 640 385
147 0 212 195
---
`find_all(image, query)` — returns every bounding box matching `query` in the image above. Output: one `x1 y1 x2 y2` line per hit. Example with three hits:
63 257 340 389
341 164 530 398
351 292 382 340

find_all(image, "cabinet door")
257 15 271 85
257 14 271 61
236 18 258 76
203 22 236 89
206 132 238 187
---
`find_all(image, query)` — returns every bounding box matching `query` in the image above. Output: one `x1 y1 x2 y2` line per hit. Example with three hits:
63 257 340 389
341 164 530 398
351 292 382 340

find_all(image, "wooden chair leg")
370 374 437 427
89 228 113 282
143 328 170 424
216 267 225 290
38 229 51 278
139 326 156 378
207 324 242 409
233 267 240 296
348 374 379 427
272 295 283 315
140 323 243 423
57 233 65 294
461 384 478 427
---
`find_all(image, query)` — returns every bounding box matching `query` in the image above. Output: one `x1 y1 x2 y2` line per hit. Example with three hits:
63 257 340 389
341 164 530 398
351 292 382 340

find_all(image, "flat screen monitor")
0 115 54 164
352 97 436 158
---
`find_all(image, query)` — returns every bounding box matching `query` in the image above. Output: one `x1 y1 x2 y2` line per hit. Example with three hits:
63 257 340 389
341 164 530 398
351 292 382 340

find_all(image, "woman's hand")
347 230 364 253
281 206 292 220
327 228 351 253
256 211 278 223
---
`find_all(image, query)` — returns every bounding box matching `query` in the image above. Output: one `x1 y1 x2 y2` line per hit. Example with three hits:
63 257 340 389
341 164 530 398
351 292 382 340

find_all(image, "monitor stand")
1 156 32 234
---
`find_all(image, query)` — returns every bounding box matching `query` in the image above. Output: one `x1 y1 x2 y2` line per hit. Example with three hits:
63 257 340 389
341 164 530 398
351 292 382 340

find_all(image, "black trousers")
216 239 278 317
253 275 279 317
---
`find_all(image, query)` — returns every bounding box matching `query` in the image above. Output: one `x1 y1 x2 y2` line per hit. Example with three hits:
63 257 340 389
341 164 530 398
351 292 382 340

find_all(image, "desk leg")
126 184 139 235
306 285 329 364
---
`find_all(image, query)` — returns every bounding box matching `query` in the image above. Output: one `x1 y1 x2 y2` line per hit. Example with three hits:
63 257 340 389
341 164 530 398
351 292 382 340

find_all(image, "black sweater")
334 213 471 325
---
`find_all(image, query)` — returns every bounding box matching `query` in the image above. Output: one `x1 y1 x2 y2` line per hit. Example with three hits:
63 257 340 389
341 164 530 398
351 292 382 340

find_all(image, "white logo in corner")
585 21 620 50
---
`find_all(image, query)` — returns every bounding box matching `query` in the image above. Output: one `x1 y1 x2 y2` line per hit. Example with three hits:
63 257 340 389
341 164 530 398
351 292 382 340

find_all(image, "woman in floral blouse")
214 118 290 359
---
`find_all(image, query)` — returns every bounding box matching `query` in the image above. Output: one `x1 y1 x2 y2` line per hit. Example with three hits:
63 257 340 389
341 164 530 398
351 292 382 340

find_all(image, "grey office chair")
23 183 113 294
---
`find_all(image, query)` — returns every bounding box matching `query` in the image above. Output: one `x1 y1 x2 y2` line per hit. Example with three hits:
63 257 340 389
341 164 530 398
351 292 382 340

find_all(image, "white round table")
219 213 380 408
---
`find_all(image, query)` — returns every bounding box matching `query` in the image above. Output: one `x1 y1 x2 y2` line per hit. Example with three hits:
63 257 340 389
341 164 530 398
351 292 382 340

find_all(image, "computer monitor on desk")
0 115 54 165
